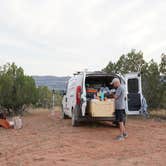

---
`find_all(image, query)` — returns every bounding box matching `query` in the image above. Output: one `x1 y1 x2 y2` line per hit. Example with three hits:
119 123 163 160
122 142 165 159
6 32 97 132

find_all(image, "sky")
0 0 166 76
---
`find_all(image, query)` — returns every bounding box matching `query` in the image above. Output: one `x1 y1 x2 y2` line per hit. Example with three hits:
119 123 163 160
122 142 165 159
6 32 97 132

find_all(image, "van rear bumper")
80 116 115 122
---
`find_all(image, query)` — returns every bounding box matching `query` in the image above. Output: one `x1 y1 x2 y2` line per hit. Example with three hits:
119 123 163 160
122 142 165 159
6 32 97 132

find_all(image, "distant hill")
33 76 70 91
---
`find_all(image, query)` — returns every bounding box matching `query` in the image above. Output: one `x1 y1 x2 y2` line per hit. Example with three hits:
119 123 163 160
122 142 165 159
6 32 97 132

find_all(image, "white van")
62 71 143 126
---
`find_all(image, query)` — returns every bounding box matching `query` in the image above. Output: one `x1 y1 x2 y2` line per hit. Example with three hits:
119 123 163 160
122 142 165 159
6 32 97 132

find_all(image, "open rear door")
124 72 142 115
81 71 87 116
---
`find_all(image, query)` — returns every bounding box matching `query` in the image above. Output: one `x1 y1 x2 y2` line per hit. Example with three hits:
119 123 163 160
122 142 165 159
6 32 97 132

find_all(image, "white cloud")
0 0 166 76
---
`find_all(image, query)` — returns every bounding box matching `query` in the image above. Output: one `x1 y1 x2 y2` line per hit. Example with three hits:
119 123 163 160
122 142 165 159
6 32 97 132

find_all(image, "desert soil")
0 108 166 166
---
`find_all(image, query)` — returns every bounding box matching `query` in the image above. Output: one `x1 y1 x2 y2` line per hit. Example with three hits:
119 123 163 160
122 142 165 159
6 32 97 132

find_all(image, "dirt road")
0 108 166 166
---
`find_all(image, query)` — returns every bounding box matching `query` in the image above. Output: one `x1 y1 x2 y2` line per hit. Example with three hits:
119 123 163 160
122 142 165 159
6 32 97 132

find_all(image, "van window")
128 78 139 93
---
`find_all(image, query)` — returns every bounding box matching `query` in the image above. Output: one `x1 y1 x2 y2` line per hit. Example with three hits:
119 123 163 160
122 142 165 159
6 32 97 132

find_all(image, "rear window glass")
128 78 139 93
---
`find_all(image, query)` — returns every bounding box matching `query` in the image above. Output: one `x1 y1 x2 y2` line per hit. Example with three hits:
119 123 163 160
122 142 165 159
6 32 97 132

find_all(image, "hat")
110 78 120 85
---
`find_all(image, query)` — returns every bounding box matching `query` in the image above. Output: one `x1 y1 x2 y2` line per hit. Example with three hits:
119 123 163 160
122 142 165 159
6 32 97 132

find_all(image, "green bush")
0 63 38 115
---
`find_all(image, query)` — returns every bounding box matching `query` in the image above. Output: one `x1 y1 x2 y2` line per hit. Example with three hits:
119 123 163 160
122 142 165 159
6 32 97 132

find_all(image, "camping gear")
9 121 14 128
87 99 115 117
0 112 6 119
13 116 23 129
0 119 10 129
100 91 105 101
86 88 97 99
86 88 97 93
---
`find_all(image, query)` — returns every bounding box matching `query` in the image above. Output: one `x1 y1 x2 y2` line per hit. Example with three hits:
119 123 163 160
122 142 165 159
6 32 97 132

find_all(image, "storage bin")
88 99 115 117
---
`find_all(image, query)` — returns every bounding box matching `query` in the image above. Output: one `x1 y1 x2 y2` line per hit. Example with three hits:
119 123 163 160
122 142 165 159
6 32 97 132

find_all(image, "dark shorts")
115 109 126 123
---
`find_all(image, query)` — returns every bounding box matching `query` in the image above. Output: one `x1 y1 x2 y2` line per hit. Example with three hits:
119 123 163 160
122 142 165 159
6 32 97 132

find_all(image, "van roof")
73 71 120 79
86 71 117 77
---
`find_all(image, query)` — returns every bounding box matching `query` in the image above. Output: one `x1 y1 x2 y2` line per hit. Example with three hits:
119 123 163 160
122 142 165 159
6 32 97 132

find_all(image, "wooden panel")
88 99 115 117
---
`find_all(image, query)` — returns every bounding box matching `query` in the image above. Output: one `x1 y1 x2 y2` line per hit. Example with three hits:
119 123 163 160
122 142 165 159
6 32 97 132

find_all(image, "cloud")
0 0 165 76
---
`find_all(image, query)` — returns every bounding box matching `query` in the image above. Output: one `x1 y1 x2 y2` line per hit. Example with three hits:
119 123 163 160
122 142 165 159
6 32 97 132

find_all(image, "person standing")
111 78 128 141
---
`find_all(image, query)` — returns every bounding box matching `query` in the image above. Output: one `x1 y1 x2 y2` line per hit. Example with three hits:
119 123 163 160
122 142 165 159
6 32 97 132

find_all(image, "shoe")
115 135 125 141
123 133 128 138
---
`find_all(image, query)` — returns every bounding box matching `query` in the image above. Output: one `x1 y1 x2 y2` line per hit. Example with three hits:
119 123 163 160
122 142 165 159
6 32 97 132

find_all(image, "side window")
128 78 139 93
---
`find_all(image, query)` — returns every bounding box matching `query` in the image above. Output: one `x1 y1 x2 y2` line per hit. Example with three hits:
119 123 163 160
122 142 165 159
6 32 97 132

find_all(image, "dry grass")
24 107 60 114
26 108 166 120
149 109 166 119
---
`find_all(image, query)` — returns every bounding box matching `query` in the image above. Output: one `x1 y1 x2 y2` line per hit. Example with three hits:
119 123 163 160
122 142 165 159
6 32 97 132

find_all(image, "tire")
71 106 79 127
112 120 119 128
61 105 68 119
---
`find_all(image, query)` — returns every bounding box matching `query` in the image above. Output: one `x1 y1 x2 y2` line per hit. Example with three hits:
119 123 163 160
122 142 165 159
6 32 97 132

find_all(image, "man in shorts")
111 78 128 141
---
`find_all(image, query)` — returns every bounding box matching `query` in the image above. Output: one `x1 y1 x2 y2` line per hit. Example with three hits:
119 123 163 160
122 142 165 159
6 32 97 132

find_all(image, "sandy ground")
0 108 166 166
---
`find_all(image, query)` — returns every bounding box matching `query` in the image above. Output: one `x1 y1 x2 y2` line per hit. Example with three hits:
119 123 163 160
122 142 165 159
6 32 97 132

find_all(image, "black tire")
61 105 68 119
72 106 79 127
112 120 119 127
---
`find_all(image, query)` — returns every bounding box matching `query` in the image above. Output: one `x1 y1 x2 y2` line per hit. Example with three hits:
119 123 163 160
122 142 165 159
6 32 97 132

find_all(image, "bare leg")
116 122 127 141
119 122 126 135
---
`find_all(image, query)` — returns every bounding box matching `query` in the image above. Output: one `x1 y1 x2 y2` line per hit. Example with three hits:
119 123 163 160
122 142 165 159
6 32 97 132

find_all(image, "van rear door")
81 71 87 116
124 72 142 115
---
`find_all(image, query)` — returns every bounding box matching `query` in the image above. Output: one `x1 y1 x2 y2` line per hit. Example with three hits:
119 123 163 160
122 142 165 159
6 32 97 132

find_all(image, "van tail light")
76 86 82 105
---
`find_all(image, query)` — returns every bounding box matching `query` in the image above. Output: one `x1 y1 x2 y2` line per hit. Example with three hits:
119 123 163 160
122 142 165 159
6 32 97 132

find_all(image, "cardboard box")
88 99 115 117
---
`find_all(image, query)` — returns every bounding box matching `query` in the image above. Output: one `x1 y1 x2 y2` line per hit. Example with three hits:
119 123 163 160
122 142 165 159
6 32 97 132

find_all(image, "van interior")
84 74 142 113
85 75 117 100
85 74 117 116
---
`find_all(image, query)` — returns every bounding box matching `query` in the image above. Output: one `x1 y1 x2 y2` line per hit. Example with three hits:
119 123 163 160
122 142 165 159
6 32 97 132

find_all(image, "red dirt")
0 108 166 166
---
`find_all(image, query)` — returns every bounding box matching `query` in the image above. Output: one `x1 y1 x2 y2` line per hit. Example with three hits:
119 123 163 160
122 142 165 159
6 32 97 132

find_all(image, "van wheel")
112 120 119 127
72 108 79 127
61 105 68 119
